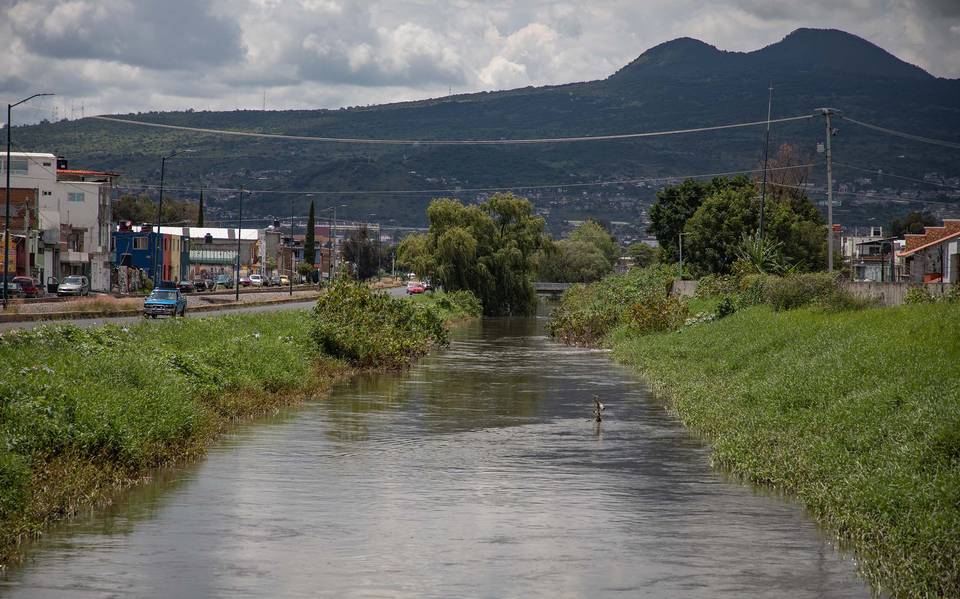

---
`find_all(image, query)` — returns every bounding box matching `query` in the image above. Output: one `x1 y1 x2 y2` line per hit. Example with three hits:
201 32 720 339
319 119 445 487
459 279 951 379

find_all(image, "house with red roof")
898 219 960 284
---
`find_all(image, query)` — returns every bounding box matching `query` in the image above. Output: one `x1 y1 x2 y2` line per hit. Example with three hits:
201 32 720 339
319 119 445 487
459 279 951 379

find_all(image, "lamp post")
4 92 54 310
319 203 346 281
152 149 191 286
235 187 244 302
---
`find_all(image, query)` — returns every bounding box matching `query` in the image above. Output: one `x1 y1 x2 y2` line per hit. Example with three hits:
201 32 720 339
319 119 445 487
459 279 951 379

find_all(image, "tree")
113 193 198 225
197 187 205 227
568 220 619 265
411 193 546 316
648 178 732 261
304 200 316 267
538 239 611 283
682 178 825 276
890 211 939 237
342 225 380 280
626 242 659 267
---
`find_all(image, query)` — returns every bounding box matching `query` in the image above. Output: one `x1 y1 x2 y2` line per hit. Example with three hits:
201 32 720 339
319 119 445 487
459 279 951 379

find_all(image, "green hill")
10 28 960 235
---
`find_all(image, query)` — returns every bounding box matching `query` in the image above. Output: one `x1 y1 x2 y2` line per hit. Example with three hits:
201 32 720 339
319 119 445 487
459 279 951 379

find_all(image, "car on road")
13 276 43 298
177 280 196 293
406 281 426 295
57 275 90 297
214 274 234 289
143 288 187 318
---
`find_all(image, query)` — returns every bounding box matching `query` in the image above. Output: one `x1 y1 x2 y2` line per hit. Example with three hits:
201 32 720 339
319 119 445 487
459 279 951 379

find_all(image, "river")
0 316 871 598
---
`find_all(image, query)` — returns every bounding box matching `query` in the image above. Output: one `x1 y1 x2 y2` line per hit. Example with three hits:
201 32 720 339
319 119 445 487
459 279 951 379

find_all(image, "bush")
764 272 839 311
547 265 676 344
715 295 737 318
738 273 773 307
696 274 739 299
813 288 876 312
904 286 935 305
312 281 448 368
0 451 29 522
626 294 689 335
441 290 483 317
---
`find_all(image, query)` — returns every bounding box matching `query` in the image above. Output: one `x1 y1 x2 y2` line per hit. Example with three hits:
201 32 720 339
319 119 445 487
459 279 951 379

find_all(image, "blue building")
113 225 189 285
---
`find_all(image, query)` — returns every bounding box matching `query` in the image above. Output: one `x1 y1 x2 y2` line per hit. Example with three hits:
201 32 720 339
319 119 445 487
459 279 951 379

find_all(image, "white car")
249 274 265 287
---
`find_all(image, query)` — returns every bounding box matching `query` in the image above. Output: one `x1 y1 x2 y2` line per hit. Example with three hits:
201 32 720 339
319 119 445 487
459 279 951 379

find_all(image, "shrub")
715 295 737 318
0 451 29 521
764 272 839 311
738 273 773 307
311 281 448 368
547 265 676 344
442 290 483 317
695 274 738 299
626 295 689 335
904 286 935 305
814 288 876 312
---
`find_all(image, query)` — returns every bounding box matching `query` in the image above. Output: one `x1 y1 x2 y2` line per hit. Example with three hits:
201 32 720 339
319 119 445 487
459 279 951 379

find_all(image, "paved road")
0 286 408 333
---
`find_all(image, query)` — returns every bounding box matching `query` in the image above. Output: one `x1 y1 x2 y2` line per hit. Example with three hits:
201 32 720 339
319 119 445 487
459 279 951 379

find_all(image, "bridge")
533 282 573 298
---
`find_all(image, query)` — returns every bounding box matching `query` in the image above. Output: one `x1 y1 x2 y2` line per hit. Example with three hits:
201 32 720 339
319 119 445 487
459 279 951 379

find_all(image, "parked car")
240 275 253 287
143 288 187 318
406 281 426 295
1 277 22 297
13 276 43 298
214 274 234 289
249 274 266 287
178 280 196 293
269 275 283 286
279 275 290 286
57 275 90 297
192 277 212 291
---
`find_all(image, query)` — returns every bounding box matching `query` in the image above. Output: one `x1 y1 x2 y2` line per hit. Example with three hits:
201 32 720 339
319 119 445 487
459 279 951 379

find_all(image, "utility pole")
235 186 243 302
288 197 294 296
759 83 773 238
678 232 684 279
331 207 338 281
815 108 841 272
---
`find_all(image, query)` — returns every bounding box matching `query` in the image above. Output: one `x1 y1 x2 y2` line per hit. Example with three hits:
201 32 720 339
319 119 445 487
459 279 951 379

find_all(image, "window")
2 157 28 175
133 236 148 250
68 192 85 202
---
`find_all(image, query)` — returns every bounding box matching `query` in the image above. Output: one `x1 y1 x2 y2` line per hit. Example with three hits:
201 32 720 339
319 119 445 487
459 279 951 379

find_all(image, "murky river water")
0 316 871 598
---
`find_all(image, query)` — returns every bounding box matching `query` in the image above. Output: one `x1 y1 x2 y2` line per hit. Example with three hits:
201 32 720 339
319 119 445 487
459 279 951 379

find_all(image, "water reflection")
0 316 872 598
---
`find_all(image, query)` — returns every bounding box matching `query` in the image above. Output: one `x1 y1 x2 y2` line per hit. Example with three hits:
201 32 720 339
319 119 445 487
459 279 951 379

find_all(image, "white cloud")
1 0 957 121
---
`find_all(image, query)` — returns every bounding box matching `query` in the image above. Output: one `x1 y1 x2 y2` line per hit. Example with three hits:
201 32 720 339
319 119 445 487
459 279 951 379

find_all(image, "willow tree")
401 193 546 316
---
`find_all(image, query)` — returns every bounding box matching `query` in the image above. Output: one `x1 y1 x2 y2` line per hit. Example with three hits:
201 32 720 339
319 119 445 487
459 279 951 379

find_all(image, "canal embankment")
0 283 479 567
548 267 960 598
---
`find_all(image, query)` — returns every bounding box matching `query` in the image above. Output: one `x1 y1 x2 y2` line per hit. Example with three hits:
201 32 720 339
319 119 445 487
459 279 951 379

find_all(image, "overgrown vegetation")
311 281 449 369
609 303 960 598
0 291 474 565
537 220 620 284
545 265 677 344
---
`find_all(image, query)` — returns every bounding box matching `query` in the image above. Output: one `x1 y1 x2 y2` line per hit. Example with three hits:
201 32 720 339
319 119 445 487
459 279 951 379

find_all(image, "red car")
13 276 43 298
406 281 425 295
239 276 252 287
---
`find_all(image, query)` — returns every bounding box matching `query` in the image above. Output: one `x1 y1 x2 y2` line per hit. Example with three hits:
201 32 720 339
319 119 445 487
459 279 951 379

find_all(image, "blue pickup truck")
143 288 187 318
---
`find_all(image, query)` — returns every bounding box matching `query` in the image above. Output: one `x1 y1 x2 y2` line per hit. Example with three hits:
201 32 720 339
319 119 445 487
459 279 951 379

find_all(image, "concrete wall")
671 279 699 297
841 281 953 306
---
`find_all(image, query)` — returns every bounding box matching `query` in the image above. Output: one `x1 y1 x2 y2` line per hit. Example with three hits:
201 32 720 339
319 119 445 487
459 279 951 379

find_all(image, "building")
898 219 960 284
113 224 189 289
1 152 117 291
852 237 903 282
158 226 259 279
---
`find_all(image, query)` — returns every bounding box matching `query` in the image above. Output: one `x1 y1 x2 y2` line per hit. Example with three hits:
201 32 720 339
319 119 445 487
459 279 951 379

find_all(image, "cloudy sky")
2 0 959 123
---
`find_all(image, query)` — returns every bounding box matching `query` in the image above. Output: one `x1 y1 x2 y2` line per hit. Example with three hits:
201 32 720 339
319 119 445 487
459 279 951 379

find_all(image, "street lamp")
235 187 245 302
152 149 192 286
318 203 347 281
4 92 54 310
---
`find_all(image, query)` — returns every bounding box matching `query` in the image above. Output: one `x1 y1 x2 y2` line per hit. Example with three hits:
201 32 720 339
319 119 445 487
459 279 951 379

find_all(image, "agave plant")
734 232 787 275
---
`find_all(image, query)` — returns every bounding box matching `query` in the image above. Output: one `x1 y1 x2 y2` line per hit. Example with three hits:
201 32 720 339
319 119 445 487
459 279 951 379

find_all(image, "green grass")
609 303 960 598
0 290 476 566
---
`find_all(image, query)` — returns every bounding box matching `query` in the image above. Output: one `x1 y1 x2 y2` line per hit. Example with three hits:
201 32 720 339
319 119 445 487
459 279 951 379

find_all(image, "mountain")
12 28 960 235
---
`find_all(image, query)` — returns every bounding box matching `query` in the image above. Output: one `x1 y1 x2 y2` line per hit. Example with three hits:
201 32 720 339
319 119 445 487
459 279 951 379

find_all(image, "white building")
1 152 116 291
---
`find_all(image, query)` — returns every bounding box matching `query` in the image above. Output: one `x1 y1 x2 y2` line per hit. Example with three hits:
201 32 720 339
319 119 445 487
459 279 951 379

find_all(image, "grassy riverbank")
0 284 474 566
608 303 959 598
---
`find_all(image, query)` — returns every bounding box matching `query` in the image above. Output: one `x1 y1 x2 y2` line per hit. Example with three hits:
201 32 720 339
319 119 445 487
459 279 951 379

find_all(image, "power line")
835 162 960 191
90 114 813 145
114 164 815 198
841 116 960 150
768 181 960 207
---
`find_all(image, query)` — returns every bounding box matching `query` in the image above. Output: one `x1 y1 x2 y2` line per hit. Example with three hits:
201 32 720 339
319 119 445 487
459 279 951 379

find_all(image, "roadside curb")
0 294 323 324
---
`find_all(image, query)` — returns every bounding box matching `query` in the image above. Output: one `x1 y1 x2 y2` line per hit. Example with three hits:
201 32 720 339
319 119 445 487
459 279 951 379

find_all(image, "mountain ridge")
12 28 960 233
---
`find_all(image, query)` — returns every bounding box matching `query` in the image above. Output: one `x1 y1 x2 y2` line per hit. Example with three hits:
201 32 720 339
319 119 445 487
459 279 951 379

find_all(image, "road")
0 286 408 333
